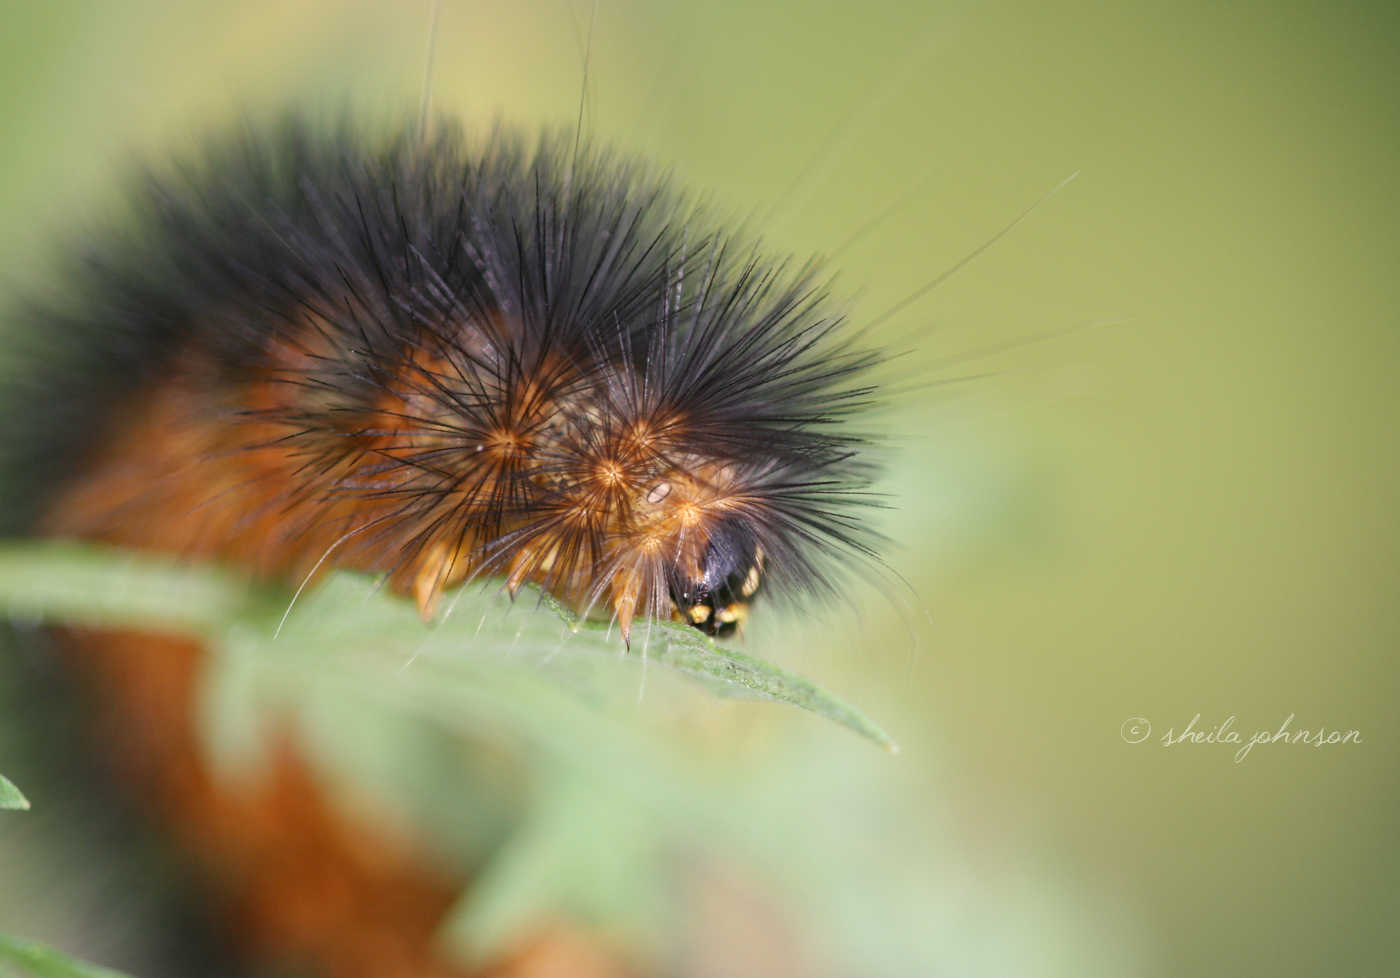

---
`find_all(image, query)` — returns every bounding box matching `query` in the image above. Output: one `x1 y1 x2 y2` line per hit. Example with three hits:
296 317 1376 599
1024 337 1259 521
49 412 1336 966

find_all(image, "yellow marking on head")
740 565 761 597
722 601 744 632
689 605 710 624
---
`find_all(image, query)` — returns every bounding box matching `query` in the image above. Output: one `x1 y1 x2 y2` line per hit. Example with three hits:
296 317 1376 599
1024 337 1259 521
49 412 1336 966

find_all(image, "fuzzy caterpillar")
14 118 880 646
0 115 886 978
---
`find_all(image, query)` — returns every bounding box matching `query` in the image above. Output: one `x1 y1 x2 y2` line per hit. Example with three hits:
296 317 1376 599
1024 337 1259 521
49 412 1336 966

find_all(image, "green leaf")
0 540 249 634
0 541 897 962
625 615 899 752
0 541 895 749
0 935 135 978
539 583 896 748
0 773 29 810
444 769 667 962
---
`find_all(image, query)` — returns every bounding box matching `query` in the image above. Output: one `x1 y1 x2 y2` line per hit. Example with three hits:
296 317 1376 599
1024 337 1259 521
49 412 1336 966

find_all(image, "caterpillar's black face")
669 543 763 639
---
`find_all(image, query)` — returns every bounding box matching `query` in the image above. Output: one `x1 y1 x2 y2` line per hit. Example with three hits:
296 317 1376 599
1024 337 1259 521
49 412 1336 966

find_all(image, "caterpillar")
13 118 878 646
0 115 883 977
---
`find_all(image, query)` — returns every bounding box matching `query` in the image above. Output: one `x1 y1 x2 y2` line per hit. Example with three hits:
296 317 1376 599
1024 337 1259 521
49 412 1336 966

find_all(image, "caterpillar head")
667 537 764 640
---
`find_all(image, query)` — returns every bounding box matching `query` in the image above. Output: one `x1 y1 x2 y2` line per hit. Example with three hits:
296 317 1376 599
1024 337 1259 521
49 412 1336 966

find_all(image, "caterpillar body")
12 119 879 645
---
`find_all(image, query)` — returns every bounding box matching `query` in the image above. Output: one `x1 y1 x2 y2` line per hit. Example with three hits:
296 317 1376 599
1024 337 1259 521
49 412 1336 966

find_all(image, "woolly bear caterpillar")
0 3 1085 976
0 5 909 977
14 117 879 647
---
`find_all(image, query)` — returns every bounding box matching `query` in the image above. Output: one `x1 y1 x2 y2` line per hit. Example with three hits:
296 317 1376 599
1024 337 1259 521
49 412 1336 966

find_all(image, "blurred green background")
0 1 1396 976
